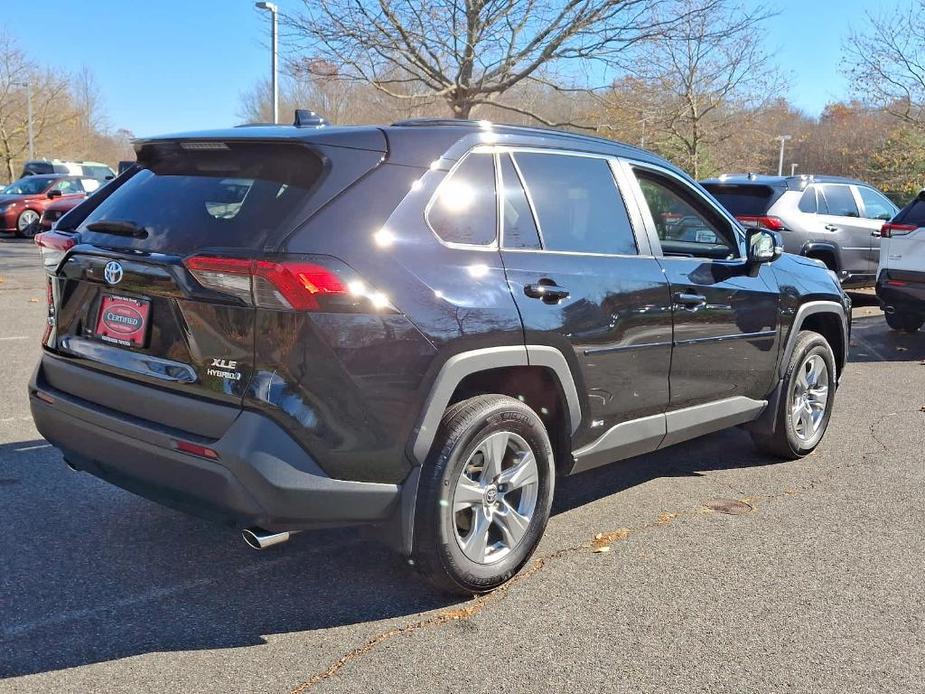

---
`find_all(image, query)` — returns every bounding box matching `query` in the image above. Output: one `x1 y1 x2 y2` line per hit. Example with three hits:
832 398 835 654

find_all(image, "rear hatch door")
45 134 386 434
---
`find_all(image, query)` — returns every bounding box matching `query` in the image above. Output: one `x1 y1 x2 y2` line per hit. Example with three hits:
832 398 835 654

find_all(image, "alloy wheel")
17 210 40 235
790 353 829 441
452 431 539 565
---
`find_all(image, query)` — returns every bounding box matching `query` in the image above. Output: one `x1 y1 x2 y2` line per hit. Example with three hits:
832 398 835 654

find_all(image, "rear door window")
513 152 636 255
820 185 859 218
427 152 497 246
77 141 326 253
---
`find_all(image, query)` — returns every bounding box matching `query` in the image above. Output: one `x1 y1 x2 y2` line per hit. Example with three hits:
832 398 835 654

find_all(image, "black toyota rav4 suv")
31 118 850 594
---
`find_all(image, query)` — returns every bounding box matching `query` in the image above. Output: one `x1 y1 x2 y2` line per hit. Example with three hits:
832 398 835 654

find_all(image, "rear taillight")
34 231 77 271
880 223 917 238
183 255 394 313
736 215 785 231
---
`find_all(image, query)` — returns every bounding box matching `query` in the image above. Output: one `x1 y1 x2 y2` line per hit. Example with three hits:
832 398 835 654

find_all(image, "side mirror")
47 189 62 199
747 227 782 265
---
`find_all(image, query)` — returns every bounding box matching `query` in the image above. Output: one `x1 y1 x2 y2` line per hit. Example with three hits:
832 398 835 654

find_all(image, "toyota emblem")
104 261 124 285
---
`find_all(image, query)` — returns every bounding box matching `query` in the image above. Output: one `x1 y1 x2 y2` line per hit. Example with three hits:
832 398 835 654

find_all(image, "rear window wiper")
85 220 149 239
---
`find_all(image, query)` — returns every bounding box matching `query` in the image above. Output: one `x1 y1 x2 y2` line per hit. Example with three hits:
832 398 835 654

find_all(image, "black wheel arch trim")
779 300 848 380
409 345 581 465
800 241 841 271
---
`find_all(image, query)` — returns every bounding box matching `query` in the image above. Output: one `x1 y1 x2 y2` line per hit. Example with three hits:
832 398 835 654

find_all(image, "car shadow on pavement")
848 315 925 363
0 426 782 680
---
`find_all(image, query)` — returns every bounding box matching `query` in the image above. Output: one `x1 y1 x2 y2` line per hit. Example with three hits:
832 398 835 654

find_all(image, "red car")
0 174 100 238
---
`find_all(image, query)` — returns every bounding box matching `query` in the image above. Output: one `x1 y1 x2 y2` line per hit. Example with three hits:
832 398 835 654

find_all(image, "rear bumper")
876 269 925 313
29 356 401 531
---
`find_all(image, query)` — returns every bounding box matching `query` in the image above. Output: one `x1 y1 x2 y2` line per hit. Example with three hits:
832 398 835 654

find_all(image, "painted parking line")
0 336 29 341
14 444 51 452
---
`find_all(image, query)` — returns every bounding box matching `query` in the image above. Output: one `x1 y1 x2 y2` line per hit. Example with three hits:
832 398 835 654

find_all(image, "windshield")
3 178 52 195
77 141 324 253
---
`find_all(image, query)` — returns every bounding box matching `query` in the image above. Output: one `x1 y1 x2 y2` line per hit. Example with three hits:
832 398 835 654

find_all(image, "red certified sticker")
95 295 150 347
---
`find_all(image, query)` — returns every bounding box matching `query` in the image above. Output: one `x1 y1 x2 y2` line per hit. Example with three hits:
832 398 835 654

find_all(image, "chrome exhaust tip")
884 305 896 314
242 527 293 550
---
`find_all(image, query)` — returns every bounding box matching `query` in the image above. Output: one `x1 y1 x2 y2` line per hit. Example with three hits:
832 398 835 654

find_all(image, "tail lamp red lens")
183 255 390 313
880 223 917 238
736 215 785 231
34 231 77 271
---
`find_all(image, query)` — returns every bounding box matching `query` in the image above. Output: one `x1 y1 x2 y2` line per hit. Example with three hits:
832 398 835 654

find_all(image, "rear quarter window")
427 152 497 246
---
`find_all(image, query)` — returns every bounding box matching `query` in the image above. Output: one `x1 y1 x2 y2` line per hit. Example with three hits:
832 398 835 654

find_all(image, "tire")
14 209 40 238
885 311 923 333
412 395 555 595
751 330 836 460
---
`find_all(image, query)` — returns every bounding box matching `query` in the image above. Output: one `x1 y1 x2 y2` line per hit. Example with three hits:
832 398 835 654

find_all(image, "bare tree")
0 32 74 182
602 0 782 178
845 0 925 127
283 0 714 125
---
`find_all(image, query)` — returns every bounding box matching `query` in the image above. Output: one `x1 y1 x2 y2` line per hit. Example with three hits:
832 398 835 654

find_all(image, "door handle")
524 281 570 304
673 292 707 309
824 224 839 232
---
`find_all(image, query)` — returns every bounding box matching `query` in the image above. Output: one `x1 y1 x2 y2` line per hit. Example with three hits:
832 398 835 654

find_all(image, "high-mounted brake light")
736 215 785 231
34 231 77 272
183 255 393 313
880 223 917 238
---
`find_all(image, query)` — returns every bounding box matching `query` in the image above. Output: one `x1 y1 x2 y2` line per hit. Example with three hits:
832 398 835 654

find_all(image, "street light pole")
775 135 792 177
256 2 279 124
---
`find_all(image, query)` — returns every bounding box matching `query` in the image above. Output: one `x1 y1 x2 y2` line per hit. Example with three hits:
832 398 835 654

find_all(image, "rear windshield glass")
897 199 925 227
77 142 324 253
702 184 780 216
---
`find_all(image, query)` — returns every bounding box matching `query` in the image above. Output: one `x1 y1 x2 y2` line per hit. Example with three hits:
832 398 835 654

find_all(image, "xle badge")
207 358 242 381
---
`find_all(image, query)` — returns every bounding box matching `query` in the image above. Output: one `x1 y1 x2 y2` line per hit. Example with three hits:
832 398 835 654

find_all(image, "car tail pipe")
241 527 299 550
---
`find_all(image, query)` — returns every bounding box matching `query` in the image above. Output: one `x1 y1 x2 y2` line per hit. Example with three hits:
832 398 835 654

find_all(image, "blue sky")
3 0 880 136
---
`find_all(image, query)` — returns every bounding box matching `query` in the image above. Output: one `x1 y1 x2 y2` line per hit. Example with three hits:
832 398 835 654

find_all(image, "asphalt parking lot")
0 237 922 693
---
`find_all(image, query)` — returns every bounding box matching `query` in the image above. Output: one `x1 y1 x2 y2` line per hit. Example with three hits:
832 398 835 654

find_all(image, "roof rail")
391 117 639 152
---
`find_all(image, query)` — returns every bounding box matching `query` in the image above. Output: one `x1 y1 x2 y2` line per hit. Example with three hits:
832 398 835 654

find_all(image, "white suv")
876 191 925 333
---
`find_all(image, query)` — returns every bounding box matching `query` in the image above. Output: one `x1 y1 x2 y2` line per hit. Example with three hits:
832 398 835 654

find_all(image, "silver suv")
702 175 898 288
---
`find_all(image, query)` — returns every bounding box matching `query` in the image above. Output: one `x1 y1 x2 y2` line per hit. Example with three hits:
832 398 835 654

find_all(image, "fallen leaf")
656 512 677 525
591 528 630 550
29 298 38 303
592 546 610 554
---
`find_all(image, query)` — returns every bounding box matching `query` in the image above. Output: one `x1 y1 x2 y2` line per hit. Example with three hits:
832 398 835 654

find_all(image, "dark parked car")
38 195 86 232
30 119 850 594
0 174 100 237
701 174 898 288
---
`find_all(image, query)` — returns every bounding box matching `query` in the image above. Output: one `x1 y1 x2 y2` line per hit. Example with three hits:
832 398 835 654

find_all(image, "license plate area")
94 294 150 348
